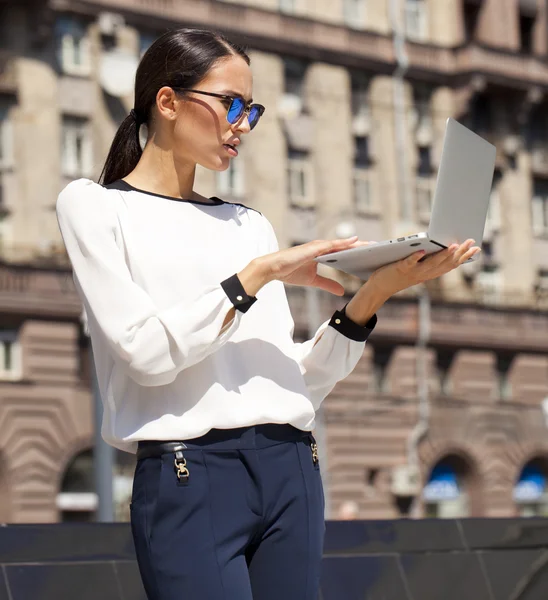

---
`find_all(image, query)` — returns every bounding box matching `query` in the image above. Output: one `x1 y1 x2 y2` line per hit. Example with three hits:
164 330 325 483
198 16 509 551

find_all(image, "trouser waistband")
136 424 311 459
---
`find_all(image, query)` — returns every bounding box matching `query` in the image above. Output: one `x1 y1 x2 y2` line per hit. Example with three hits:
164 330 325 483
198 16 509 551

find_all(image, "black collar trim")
103 180 225 206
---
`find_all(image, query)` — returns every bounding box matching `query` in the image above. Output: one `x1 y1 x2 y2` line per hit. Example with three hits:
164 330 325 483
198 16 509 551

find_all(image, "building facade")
0 0 547 522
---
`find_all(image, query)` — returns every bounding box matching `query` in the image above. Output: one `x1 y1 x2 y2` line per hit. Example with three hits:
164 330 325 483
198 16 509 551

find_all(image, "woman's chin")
206 154 231 172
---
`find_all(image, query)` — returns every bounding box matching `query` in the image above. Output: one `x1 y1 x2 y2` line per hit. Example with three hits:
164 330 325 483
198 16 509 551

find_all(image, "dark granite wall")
1 519 548 599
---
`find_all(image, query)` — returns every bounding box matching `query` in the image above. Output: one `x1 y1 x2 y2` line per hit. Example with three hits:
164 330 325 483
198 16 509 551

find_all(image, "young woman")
56 28 479 600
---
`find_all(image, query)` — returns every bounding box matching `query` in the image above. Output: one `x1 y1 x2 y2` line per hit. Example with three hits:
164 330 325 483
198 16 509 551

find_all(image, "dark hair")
99 28 250 185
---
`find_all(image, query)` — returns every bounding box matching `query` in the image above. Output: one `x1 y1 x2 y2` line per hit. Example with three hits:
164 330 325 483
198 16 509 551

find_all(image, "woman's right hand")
239 237 362 297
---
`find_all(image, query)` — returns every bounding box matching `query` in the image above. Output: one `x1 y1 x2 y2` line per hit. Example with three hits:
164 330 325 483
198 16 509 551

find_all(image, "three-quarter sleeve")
261 217 377 409
57 179 246 387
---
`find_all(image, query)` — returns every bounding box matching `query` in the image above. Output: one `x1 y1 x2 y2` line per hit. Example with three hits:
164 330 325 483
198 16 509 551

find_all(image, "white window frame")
216 158 245 199
343 0 367 29
58 18 91 77
405 0 429 42
416 175 435 223
61 118 94 178
0 330 22 381
353 167 376 215
532 192 548 237
288 154 314 208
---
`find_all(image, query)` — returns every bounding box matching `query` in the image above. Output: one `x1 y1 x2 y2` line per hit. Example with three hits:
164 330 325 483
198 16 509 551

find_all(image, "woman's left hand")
345 239 480 325
368 238 480 298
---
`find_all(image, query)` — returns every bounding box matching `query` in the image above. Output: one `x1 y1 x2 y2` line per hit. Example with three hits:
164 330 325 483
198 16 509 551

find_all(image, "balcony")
406 41 548 89
58 0 395 70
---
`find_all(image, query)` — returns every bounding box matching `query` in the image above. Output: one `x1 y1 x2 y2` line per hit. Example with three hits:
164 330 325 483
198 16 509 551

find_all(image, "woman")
56 28 479 600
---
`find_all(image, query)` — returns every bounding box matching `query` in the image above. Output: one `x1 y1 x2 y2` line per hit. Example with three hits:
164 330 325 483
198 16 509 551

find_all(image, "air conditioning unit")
503 135 520 156
415 118 433 146
391 464 421 497
98 12 124 37
278 94 303 120
352 111 371 136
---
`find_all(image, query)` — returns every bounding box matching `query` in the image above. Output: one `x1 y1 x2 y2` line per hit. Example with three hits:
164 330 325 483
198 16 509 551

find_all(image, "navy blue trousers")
130 424 326 600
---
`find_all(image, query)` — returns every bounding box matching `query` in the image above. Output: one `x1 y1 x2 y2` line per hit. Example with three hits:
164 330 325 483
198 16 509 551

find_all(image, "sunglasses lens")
248 106 261 130
227 98 245 124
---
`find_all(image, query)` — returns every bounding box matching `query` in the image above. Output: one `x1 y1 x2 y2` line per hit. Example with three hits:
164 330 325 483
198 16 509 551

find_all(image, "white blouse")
56 178 376 453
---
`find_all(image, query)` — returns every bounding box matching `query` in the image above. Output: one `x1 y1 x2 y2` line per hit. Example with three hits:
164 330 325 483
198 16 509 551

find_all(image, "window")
535 270 548 309
423 459 470 518
533 179 548 237
520 15 535 53
476 265 502 305
351 74 370 119
463 1 480 42
0 330 22 380
216 159 245 198
61 118 93 178
343 0 366 29
415 145 433 222
287 149 313 208
56 17 91 77
416 175 434 223
485 171 502 237
514 461 548 517
57 449 96 522
471 94 493 137
351 73 371 142
412 86 433 145
353 168 374 215
417 146 431 176
495 353 514 400
436 349 454 396
371 346 392 394
354 136 371 168
405 0 428 42
283 57 307 111
353 136 375 215
0 105 14 171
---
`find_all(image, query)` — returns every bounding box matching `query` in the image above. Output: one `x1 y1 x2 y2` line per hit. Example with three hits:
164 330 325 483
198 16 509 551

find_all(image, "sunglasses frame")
173 88 265 129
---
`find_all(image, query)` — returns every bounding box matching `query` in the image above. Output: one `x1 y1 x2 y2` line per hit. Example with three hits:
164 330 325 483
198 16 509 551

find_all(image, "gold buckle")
311 442 319 466
174 456 190 482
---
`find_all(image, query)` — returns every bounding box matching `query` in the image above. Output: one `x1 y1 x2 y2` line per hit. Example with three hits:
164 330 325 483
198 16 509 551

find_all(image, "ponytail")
99 111 143 186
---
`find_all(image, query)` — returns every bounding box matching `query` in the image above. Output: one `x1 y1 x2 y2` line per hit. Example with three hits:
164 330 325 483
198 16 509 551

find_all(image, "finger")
453 239 475 262
404 250 427 267
312 275 345 296
311 236 358 257
458 246 481 264
424 244 458 268
348 240 377 249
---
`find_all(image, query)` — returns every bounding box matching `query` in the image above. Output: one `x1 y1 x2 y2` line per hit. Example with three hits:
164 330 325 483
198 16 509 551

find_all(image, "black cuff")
220 274 258 314
328 305 377 342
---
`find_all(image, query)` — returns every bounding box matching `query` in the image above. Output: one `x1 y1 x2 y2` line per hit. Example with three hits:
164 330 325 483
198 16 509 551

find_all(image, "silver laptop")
315 118 496 279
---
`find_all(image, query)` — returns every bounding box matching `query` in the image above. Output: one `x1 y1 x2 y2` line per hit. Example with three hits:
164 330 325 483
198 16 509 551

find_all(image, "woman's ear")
156 87 179 122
